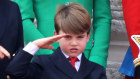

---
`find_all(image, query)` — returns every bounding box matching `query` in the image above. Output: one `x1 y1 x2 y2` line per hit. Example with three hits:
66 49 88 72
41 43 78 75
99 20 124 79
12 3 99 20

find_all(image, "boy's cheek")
57 38 65 43
86 39 90 42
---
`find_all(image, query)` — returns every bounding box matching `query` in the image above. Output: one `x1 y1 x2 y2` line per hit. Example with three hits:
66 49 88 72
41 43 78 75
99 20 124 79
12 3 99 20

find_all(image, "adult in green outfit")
13 0 112 68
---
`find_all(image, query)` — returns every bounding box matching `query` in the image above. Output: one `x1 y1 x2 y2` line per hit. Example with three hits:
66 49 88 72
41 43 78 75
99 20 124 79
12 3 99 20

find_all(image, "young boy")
6 3 106 79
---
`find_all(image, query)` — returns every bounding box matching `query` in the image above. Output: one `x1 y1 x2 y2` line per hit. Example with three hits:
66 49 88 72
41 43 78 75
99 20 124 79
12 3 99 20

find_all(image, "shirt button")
13 53 16 57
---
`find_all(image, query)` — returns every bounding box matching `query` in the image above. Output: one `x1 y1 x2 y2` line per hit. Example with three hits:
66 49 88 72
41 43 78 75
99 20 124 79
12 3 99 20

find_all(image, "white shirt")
61 50 82 71
23 42 82 71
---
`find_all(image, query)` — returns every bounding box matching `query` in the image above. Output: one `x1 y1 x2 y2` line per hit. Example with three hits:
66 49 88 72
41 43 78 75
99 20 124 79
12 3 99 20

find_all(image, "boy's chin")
69 53 81 57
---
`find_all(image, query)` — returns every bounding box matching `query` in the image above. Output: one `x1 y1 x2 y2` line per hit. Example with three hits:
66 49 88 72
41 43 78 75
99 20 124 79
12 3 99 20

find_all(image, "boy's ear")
86 33 90 42
54 31 59 42
54 30 57 36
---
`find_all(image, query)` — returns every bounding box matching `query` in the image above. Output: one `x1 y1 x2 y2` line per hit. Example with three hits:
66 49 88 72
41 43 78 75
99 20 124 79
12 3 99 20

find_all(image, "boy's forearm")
6 34 66 78
23 42 39 55
6 49 33 78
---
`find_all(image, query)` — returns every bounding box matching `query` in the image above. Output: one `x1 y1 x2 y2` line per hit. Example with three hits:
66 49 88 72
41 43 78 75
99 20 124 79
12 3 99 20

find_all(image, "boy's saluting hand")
32 34 66 49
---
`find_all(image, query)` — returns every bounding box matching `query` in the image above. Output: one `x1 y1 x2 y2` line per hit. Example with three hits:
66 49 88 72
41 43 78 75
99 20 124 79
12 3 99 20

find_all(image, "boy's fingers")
0 46 11 59
33 34 66 48
46 34 66 44
49 34 66 41
41 45 54 49
47 45 54 49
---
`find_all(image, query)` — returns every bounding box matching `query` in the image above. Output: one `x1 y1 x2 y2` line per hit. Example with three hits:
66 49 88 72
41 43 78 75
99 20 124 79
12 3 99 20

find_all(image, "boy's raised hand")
32 34 66 49
0 46 11 59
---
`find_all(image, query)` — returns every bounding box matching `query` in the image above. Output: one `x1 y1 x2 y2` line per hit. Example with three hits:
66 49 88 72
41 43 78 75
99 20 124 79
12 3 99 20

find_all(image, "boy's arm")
89 0 112 68
6 49 42 79
6 35 66 78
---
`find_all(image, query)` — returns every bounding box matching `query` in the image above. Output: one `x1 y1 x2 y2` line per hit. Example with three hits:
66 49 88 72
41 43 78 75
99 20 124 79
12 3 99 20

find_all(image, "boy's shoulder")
33 54 51 62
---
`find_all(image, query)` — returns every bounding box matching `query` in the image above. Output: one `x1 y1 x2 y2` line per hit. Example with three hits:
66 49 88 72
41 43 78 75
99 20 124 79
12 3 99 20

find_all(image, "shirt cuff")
23 42 39 55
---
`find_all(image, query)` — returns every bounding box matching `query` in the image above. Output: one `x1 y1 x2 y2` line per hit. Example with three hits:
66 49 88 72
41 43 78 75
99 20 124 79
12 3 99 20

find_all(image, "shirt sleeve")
23 42 39 55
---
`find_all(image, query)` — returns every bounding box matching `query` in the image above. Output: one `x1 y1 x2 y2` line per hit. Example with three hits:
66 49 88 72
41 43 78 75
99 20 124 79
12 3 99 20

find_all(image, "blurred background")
106 0 129 78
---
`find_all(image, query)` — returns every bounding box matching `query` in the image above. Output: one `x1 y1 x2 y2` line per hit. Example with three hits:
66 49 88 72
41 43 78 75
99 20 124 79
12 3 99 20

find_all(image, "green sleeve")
89 0 112 68
13 0 53 55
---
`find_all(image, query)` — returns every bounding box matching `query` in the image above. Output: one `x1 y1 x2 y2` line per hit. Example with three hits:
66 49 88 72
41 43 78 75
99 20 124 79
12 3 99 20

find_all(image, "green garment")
13 0 112 68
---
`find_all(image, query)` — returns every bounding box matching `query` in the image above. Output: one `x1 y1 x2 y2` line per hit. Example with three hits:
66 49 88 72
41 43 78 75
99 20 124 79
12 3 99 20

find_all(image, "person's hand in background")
0 46 11 59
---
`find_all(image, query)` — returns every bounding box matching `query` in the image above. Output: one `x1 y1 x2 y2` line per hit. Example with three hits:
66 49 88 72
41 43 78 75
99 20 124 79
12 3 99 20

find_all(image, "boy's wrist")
32 40 41 47
23 42 39 55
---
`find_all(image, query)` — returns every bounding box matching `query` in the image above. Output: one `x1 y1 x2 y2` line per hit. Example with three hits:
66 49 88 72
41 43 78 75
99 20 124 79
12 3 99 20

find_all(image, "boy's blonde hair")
54 3 91 34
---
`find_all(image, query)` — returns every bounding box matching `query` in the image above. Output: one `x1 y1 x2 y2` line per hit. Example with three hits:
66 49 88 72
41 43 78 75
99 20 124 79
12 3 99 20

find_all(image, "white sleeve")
23 42 39 55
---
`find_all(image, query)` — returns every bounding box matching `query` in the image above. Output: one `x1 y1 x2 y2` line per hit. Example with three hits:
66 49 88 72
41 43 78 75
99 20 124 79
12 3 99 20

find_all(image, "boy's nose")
70 40 78 46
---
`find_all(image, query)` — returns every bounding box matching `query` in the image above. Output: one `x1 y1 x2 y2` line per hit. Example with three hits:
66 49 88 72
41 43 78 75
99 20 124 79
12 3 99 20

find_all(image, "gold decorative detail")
135 62 140 67
133 36 140 45
134 59 140 65
13 53 15 57
7 75 10 79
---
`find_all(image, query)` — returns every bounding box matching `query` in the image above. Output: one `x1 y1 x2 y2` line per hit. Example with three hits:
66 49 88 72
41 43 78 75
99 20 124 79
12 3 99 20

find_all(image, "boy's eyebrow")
78 34 86 36
65 34 71 36
64 34 71 37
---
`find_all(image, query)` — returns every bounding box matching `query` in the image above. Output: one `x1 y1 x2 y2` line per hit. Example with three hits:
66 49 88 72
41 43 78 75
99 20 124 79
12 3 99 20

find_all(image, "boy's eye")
78 36 84 38
64 35 71 39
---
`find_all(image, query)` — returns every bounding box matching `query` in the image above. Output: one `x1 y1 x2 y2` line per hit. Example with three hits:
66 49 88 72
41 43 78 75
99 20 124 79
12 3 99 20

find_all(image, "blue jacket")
7 47 106 79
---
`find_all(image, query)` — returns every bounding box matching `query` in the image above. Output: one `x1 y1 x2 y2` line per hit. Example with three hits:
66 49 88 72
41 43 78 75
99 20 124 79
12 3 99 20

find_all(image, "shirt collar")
61 49 82 61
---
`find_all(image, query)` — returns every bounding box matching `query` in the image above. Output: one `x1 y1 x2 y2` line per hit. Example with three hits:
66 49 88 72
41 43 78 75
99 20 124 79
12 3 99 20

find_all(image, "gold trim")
134 59 140 65
7 75 10 79
133 36 140 45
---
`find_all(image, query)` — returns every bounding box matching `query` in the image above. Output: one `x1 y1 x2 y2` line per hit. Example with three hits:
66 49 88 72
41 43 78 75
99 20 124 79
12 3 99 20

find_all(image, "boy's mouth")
70 48 78 53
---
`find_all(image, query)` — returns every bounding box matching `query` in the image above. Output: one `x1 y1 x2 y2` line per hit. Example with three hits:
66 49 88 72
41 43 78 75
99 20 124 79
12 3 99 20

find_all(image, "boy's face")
55 30 90 57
